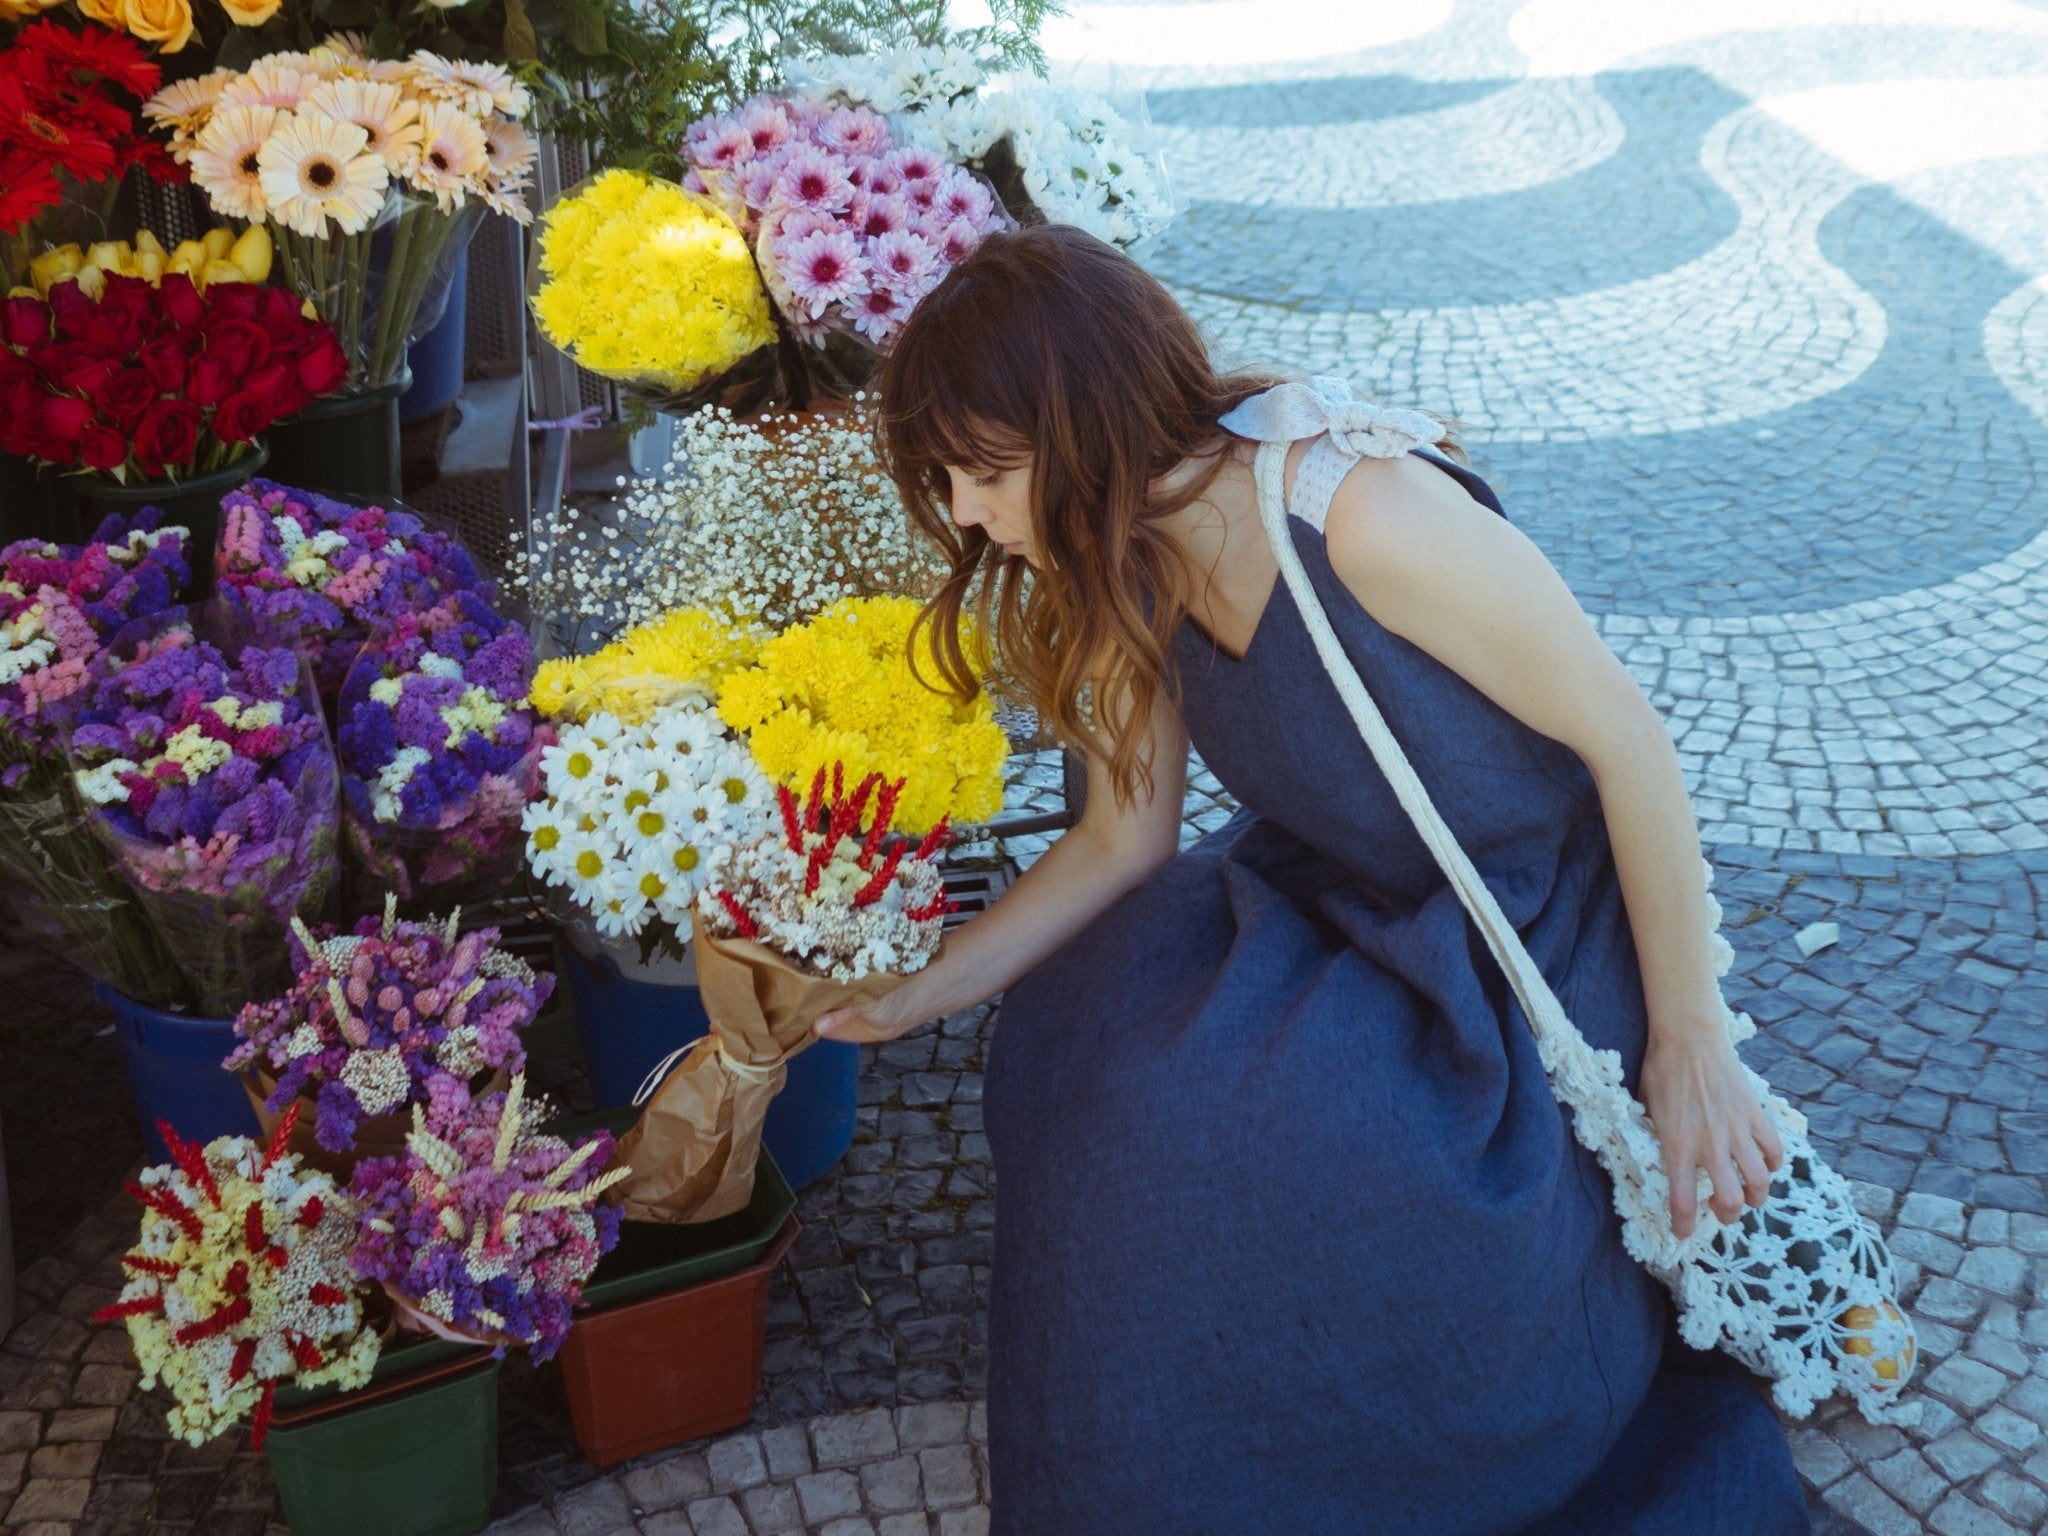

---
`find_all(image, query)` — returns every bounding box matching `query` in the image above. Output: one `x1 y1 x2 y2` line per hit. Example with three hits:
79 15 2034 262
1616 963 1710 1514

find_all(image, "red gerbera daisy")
13 20 161 101
0 143 62 237
0 73 119 183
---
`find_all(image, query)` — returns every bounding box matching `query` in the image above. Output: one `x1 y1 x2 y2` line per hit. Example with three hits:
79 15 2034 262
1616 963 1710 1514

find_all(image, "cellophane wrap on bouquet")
0 512 190 1004
215 479 487 703
224 898 543 1161
148 39 538 392
336 591 546 914
347 1075 627 1362
91 1111 379 1451
609 767 949 1224
64 607 339 1016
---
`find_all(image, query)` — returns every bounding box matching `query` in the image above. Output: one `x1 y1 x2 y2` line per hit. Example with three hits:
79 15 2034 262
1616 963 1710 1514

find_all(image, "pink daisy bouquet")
146 34 537 392
0 509 189 1002
347 1075 627 1362
682 90 1012 395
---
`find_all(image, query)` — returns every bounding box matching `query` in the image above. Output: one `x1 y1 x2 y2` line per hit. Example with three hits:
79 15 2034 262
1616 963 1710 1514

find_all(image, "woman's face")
943 459 1038 565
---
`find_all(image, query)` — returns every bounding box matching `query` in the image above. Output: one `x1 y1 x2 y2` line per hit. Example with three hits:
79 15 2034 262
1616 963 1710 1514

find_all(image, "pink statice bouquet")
683 91 1012 358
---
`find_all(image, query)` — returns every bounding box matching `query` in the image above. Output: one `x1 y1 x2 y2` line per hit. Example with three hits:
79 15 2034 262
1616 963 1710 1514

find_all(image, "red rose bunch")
0 21 181 241
0 273 348 479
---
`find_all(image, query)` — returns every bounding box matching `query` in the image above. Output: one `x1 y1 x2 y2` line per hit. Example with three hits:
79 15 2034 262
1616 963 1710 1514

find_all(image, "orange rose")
120 0 196 52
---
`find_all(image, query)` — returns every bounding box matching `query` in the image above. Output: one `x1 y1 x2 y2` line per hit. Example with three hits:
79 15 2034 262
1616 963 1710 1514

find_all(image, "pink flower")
935 169 995 226
933 216 985 265
886 146 944 185
777 229 867 318
819 106 889 157
771 145 855 214
737 157 785 215
737 98 795 155
864 164 904 199
697 123 755 170
766 206 839 248
851 193 910 240
849 284 911 346
869 229 937 287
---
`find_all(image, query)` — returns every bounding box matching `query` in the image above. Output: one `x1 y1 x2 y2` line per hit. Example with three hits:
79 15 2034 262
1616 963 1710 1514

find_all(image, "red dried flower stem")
162 1122 221 1209
228 1338 258 1387
92 1295 166 1322
803 766 827 829
120 1253 181 1278
289 1334 325 1372
714 889 760 940
174 1294 251 1345
297 1196 324 1229
264 1102 301 1169
307 1284 350 1308
914 815 952 863
852 844 906 909
249 1381 277 1452
245 1205 267 1255
857 779 904 868
846 772 881 832
127 1180 204 1244
777 783 803 853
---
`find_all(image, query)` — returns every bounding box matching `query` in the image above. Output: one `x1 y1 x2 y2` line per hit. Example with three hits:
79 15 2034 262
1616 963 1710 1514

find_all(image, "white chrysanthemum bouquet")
146 32 538 393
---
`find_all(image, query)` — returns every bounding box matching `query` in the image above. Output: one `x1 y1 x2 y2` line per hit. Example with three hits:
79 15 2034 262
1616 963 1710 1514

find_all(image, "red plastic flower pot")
555 1213 801 1466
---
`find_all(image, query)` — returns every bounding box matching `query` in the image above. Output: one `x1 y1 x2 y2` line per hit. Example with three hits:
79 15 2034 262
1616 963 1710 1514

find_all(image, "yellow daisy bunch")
715 596 1011 835
530 606 765 725
531 169 777 391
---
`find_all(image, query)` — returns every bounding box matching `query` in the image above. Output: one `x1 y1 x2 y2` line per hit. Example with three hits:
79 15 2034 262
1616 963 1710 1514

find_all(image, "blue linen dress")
981 395 1811 1535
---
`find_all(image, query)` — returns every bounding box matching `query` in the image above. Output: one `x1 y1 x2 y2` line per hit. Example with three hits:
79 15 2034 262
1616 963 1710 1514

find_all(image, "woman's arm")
814 681 1190 1042
1322 453 1786 1238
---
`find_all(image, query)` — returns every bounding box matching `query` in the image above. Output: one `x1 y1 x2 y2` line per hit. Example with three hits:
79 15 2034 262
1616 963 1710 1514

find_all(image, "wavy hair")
877 223 1466 810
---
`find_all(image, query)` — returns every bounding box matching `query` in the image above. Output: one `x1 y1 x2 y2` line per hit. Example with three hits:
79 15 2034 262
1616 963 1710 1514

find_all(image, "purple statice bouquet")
215 480 486 705
348 1075 626 1362
226 900 548 1155
0 511 190 1003
335 591 549 912
65 610 339 1015
684 92 1012 355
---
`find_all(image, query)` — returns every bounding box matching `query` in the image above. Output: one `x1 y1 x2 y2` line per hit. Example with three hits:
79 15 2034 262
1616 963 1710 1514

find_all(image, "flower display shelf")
266 1334 501 1536
94 981 262 1164
554 933 859 1190
549 1105 801 1466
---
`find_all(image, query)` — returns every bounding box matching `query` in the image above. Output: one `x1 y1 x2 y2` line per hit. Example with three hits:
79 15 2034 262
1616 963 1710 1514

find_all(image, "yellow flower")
533 169 775 391
75 0 123 26
218 0 280 23
120 0 196 52
530 608 763 725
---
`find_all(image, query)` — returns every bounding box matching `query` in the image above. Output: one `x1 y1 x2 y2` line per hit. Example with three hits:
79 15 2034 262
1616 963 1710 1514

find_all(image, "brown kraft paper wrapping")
609 906 910 1224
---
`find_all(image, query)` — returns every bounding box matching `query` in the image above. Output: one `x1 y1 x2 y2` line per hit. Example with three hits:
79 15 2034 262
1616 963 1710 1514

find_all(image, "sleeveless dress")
980 380 1811 1536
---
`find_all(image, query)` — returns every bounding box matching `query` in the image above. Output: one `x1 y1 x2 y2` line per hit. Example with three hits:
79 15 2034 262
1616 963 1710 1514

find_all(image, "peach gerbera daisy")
190 105 282 224
257 111 389 237
143 69 237 162
217 60 323 113
407 101 488 213
405 52 528 119
306 79 423 172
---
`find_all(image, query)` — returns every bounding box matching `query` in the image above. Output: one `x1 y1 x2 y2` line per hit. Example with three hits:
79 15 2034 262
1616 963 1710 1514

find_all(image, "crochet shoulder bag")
1233 384 1922 1427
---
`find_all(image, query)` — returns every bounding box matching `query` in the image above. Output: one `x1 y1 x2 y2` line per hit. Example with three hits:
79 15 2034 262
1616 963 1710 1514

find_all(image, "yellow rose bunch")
9 226 271 301
715 596 1011 835
529 606 765 726
531 168 778 391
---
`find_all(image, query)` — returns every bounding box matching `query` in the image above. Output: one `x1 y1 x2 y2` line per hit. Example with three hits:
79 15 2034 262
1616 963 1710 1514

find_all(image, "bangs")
880 278 1037 484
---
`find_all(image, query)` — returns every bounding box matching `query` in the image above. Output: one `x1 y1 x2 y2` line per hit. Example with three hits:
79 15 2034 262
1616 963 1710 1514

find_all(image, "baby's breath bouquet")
528 167 779 405
513 397 947 653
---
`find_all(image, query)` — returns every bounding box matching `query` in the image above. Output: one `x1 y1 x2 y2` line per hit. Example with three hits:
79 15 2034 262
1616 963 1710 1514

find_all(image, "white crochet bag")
1247 435 1923 1427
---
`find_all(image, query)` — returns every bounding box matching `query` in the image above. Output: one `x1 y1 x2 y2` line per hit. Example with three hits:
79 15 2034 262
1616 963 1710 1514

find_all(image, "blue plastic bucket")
399 244 468 425
94 982 262 1163
555 944 858 1192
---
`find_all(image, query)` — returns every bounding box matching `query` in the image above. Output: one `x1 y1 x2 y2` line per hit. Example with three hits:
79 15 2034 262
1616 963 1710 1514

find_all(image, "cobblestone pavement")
6 2 2048 1533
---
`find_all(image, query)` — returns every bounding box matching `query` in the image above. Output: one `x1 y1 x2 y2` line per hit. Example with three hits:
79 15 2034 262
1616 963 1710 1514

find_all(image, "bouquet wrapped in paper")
609 763 953 1223
92 1111 380 1450
215 478 485 703
0 511 189 1003
64 606 339 1015
225 898 544 1170
347 1075 626 1362
335 590 544 912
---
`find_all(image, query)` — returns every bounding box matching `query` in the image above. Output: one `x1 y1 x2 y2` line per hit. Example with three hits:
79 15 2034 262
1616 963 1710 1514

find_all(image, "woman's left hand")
1638 1028 1788 1240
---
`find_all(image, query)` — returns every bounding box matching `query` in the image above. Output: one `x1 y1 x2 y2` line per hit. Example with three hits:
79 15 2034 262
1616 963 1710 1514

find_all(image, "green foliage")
538 0 1062 182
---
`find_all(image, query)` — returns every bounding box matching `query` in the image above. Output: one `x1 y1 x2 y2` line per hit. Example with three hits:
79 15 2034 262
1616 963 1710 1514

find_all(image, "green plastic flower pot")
262 367 410 504
42 446 269 600
265 1351 500 1536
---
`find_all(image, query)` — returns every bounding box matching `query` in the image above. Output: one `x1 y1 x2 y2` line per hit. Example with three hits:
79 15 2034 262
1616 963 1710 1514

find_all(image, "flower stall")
0 0 1147 1526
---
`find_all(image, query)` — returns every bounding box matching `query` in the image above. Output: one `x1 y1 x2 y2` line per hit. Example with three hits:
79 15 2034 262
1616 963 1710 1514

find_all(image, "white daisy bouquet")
796 42 1176 251
144 33 538 392
522 701 780 966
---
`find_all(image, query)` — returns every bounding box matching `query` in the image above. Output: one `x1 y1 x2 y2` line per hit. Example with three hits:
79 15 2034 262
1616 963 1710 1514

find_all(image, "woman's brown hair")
878 223 1465 811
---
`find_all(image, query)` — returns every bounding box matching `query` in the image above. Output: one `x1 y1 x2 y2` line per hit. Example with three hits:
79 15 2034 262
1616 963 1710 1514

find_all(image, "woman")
813 224 1811 1534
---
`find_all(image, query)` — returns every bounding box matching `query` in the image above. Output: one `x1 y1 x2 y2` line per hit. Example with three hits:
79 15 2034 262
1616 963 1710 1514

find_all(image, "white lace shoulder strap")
1216 376 1446 532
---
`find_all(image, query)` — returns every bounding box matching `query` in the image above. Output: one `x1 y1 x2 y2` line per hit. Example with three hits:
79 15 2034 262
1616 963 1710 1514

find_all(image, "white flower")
75 759 139 805
340 1046 409 1116
372 746 431 822
368 676 405 706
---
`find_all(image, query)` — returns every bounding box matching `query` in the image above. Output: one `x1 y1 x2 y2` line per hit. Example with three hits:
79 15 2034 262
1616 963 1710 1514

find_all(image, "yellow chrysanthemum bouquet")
147 33 538 392
530 167 778 402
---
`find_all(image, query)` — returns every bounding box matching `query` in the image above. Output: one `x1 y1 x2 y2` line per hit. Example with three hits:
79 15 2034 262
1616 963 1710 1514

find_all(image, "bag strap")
1249 442 1640 1127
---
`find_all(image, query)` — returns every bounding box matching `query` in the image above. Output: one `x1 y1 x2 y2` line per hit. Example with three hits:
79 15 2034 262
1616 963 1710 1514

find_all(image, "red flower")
202 317 272 378
0 295 50 349
138 331 201 393
16 21 161 101
45 280 97 342
214 389 274 445
157 274 205 329
205 284 263 321
0 72 117 182
126 136 187 187
0 144 60 237
75 420 127 473
95 367 159 431
94 273 158 346
186 354 231 408
133 399 203 478
294 333 348 399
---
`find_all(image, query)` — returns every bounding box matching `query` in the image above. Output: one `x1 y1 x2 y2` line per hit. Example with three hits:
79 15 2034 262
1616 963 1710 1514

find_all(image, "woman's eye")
972 471 1003 488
